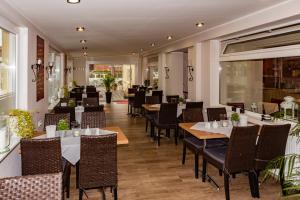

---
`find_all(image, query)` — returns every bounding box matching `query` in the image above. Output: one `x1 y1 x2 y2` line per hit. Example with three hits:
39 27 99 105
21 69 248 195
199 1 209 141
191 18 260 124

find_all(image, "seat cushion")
206 139 228 148
203 146 227 170
184 136 204 151
145 113 155 121
154 118 177 129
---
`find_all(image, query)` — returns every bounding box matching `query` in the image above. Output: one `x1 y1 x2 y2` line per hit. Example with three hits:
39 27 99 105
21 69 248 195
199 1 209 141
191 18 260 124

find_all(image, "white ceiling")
7 0 286 56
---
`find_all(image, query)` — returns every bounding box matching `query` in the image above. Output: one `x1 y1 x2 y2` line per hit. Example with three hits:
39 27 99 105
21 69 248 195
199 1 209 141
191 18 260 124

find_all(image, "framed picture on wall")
36 35 44 102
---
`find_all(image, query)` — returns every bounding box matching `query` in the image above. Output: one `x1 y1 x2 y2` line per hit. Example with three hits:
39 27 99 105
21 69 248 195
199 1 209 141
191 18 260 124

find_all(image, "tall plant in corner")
103 74 115 104
263 123 300 198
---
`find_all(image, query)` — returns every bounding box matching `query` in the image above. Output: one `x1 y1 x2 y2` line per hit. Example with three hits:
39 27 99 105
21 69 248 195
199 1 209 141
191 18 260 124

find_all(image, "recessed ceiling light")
82 46 88 50
76 27 85 32
167 35 173 40
67 0 80 4
151 43 155 47
80 40 87 44
196 22 204 27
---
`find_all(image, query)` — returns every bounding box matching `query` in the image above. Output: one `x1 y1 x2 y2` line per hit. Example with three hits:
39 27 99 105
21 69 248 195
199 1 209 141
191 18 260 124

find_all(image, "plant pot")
106 92 112 104
231 120 239 127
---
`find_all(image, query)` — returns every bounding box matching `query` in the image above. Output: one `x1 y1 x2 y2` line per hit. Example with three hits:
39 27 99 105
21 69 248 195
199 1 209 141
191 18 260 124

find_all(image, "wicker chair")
202 125 260 200
0 173 63 200
44 113 70 130
83 97 99 107
144 96 160 132
86 91 99 99
130 91 146 116
79 134 118 200
20 138 71 198
127 88 138 114
86 86 96 93
252 124 291 198
166 95 179 104
186 101 203 110
84 105 104 112
81 111 106 129
70 92 83 102
54 106 75 123
152 103 178 146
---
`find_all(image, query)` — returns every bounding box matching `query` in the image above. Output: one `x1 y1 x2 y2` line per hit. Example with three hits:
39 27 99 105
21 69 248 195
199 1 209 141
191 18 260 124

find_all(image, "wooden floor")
69 103 283 200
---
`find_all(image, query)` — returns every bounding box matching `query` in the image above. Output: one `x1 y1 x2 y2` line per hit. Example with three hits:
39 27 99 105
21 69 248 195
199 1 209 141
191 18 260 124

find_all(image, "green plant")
72 80 79 87
57 119 69 131
178 96 185 103
102 75 115 92
68 99 76 107
231 113 240 122
9 109 35 138
63 85 69 98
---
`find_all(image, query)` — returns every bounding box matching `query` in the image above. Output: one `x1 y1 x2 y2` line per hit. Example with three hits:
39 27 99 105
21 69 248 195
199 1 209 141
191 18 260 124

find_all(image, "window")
0 28 16 97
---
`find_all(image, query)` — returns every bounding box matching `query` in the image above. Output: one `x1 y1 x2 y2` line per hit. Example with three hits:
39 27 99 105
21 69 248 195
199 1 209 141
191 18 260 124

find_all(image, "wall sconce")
64 66 72 74
187 65 194 81
31 58 42 82
164 67 170 79
46 62 54 80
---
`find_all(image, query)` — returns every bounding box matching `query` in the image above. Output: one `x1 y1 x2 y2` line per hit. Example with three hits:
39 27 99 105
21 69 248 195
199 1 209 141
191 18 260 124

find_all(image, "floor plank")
68 103 282 200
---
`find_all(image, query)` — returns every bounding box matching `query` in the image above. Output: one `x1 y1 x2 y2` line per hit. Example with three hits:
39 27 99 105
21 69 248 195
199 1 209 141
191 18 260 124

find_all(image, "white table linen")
190 122 233 138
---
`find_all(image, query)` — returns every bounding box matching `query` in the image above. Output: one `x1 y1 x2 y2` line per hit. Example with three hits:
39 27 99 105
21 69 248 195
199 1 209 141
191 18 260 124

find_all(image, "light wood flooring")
68 103 283 200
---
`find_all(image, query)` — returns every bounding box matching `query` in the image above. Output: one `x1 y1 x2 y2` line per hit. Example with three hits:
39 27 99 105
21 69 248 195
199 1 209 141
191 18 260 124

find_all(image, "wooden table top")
179 123 227 140
34 126 129 145
142 104 160 112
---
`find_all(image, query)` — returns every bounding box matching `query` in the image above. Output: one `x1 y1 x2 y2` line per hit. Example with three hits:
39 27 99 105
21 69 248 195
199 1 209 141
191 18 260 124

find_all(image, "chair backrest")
128 88 137 94
70 92 83 102
86 91 99 99
227 102 245 111
86 86 96 93
182 108 204 123
79 134 117 189
255 124 291 170
207 107 227 121
73 87 84 93
54 106 75 123
152 90 163 103
83 97 99 107
158 103 178 124
166 95 179 104
139 86 147 91
84 105 104 112
132 85 139 89
186 101 203 110
0 173 63 200
21 138 63 176
145 96 160 104
81 111 106 129
44 113 70 130
133 91 145 107
225 125 260 173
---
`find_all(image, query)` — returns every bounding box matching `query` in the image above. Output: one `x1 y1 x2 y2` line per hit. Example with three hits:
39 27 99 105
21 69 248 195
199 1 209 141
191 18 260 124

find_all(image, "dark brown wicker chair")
132 85 139 89
166 95 179 104
152 103 178 146
86 91 99 99
70 92 83 102
145 96 160 132
79 134 118 200
186 101 203 110
152 90 163 103
127 88 138 114
20 138 70 198
202 125 260 200
130 91 146 116
54 106 75 123
81 111 106 129
86 86 97 93
44 113 70 130
83 97 99 107
207 107 227 121
252 124 291 198
84 105 104 112
0 173 63 200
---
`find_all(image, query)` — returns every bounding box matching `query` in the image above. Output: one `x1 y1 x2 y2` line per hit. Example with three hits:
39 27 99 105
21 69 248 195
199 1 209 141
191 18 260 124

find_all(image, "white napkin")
46 125 56 138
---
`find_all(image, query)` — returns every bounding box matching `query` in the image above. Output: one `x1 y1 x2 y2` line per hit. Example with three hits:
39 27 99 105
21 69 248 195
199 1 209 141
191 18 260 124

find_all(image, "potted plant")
57 119 69 131
8 109 35 138
103 75 115 103
231 113 240 126
178 96 185 106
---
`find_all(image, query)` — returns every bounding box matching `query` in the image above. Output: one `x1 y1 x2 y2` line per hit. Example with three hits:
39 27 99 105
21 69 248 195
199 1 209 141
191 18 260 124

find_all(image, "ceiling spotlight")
76 27 85 32
132 52 137 55
82 46 88 50
150 43 155 47
67 0 80 4
140 48 144 52
196 22 204 27
80 40 87 44
167 35 173 40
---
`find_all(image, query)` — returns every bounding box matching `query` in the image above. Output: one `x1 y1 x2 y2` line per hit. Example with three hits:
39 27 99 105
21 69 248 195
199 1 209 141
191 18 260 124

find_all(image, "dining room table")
35 126 128 166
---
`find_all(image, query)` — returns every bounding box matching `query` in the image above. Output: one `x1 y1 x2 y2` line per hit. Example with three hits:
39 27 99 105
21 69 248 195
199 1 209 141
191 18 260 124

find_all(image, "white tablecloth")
190 122 233 138
39 128 116 165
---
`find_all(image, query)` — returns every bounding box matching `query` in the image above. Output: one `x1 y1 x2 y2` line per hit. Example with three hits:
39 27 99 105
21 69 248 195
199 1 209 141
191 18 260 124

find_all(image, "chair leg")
113 187 118 200
157 128 161 146
166 129 170 138
174 127 178 145
219 169 223 176
232 173 236 179
202 158 207 182
145 119 148 132
194 153 199 179
248 170 259 198
224 173 230 200
79 189 83 200
150 123 154 138
66 165 71 198
182 143 186 165
76 162 79 189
